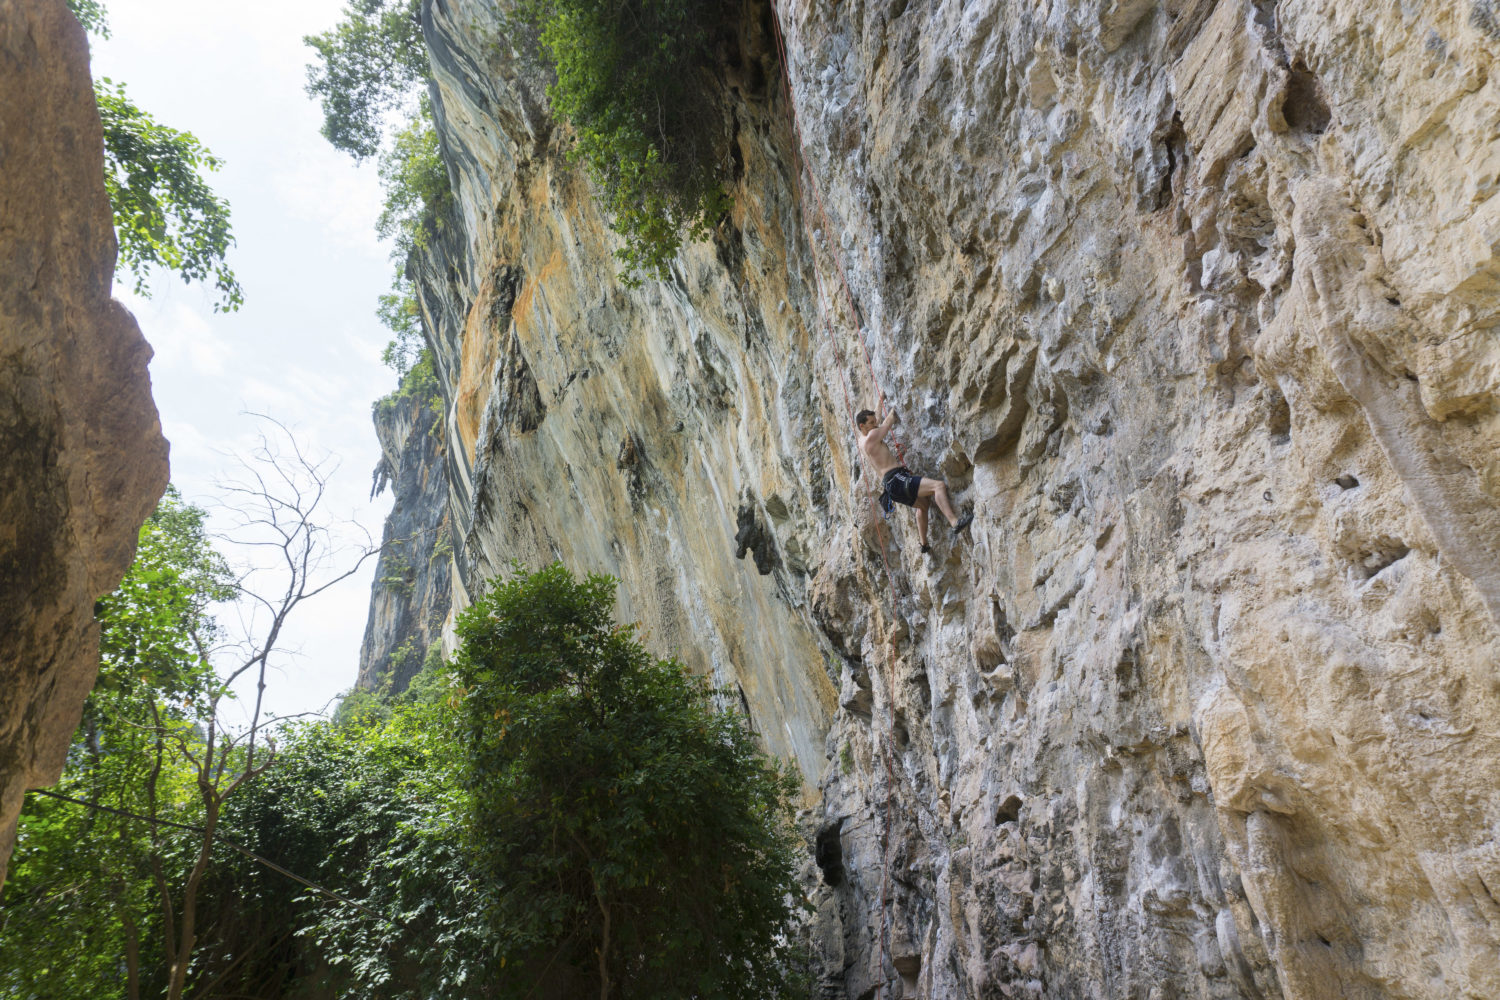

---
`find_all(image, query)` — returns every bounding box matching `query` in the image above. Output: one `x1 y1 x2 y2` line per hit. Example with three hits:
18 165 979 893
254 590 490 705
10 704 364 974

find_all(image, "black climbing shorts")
883 466 923 508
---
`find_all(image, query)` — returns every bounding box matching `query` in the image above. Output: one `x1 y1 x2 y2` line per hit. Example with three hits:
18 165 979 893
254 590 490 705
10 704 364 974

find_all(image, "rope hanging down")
765 4 910 996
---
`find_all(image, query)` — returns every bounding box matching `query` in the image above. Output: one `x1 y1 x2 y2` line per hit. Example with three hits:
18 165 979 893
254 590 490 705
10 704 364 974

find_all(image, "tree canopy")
0 488 234 998
303 0 429 161
3 547 809 998
303 0 449 406
96 81 243 311
451 562 805 999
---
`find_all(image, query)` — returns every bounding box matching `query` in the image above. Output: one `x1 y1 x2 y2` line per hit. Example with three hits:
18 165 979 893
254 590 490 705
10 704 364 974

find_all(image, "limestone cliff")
355 383 453 694
380 0 1500 995
0 0 169 884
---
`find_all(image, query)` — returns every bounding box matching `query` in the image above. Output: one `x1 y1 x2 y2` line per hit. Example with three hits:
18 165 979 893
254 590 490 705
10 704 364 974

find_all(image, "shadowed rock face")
378 0 1500 995
355 384 454 695
0 0 168 884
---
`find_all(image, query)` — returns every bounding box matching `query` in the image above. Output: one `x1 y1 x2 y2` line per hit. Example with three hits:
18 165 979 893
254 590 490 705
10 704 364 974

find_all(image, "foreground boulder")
0 0 168 884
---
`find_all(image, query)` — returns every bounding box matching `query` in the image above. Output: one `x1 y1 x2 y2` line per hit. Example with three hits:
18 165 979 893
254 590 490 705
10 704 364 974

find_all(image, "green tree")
67 0 243 311
451 563 804 999
2 425 380 1000
304 0 451 396
0 488 234 999
97 81 243 311
192 689 491 999
304 0 428 161
68 0 109 36
376 105 453 260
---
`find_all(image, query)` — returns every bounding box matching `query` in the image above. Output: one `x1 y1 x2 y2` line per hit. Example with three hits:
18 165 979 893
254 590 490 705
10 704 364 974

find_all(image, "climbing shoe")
920 543 931 555
953 512 973 534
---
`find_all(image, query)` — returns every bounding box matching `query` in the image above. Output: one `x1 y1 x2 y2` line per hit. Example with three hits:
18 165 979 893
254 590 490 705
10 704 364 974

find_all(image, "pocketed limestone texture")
377 0 1500 994
0 0 168 884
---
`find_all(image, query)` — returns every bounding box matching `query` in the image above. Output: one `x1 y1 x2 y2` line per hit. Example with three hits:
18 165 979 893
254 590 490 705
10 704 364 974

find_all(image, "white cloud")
271 150 390 258
136 298 234 378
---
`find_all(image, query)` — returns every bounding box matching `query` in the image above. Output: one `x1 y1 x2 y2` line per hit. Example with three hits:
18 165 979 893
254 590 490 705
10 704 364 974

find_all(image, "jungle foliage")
96 82 243 311
304 0 429 161
0 489 235 998
67 0 243 311
305 0 735 291
3 550 807 999
304 0 450 405
517 0 734 282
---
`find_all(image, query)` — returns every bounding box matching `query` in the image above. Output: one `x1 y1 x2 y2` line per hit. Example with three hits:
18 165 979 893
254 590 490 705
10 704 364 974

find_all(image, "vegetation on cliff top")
304 0 449 410
517 0 735 282
306 0 734 294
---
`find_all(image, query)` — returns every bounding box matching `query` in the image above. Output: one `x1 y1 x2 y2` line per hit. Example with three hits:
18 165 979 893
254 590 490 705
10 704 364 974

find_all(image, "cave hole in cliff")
1265 386 1292 443
1335 474 1359 490
911 672 932 714
892 711 911 749
893 953 921 995
1282 62 1331 135
814 820 845 886
996 795 1023 826
1114 649 1139 697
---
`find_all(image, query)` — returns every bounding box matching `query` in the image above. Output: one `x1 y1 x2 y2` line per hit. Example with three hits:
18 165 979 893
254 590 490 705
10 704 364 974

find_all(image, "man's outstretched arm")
871 409 898 441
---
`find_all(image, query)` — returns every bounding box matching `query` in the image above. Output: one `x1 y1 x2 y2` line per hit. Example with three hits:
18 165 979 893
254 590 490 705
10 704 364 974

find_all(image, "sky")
89 0 401 725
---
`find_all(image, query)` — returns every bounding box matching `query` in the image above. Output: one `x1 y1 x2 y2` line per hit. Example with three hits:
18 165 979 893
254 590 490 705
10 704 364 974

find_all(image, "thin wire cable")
25 787 402 932
767 5 908 995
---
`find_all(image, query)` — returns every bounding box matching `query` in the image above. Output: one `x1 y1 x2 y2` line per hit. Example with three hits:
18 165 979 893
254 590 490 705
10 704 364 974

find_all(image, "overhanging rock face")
390 0 1500 994
0 0 168 884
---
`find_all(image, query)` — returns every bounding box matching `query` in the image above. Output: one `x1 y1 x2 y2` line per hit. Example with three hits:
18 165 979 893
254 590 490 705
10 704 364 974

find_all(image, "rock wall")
355 386 453 694
0 0 168 884
397 0 1500 995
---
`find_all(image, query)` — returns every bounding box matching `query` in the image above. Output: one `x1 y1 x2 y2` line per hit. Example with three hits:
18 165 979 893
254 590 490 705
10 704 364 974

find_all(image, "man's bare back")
853 407 972 552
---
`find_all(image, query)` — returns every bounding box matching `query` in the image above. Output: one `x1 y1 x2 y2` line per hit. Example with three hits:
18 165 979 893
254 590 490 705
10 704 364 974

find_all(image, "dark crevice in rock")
997 795 1023 825
815 820 845 886
1265 385 1292 443
1283 62 1332 135
733 497 780 574
1355 541 1410 580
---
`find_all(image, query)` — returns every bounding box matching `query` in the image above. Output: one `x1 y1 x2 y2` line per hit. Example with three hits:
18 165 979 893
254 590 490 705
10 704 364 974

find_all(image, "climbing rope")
765 4 908 995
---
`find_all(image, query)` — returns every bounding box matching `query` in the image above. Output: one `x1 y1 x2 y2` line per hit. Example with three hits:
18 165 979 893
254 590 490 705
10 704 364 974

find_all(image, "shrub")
376 106 453 261
373 348 441 422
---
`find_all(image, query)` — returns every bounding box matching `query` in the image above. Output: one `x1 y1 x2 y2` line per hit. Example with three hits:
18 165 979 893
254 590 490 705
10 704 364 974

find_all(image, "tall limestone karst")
0 0 168 885
355 375 453 694
360 0 1500 995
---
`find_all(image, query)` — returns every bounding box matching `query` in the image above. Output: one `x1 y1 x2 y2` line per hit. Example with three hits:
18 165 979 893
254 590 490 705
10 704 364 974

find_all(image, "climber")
856 408 972 553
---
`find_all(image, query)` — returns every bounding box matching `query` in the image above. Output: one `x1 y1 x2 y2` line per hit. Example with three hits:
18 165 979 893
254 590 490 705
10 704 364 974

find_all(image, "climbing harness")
766 4 910 995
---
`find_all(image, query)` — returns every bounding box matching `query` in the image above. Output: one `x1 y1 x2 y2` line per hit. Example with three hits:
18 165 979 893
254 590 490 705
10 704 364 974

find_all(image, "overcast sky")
90 0 401 724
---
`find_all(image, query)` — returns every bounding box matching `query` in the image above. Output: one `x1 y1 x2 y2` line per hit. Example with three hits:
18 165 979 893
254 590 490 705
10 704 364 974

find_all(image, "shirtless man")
856 408 972 553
